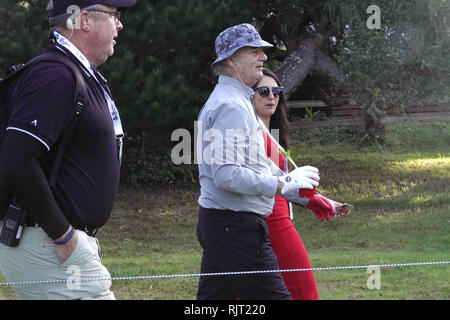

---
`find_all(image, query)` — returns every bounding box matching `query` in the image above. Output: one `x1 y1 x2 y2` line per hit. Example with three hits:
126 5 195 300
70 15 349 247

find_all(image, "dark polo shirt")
4 39 120 233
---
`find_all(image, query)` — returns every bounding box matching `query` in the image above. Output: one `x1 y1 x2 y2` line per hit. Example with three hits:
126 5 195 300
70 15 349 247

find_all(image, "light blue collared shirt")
196 75 282 217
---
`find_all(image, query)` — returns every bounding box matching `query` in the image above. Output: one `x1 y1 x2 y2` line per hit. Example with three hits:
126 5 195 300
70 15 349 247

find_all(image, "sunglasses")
255 86 284 98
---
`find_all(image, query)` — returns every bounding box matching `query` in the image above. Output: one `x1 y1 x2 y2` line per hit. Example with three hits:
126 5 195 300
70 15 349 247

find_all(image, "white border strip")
6 127 50 151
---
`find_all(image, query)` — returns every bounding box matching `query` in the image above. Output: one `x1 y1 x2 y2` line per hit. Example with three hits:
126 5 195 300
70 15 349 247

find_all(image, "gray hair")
211 51 242 77
211 60 228 77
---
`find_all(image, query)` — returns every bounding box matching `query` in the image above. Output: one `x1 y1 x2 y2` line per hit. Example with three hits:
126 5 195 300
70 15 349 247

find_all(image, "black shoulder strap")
38 53 87 188
5 52 87 188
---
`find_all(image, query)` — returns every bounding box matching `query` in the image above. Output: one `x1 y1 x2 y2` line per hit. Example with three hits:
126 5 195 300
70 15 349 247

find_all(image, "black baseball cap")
48 0 137 17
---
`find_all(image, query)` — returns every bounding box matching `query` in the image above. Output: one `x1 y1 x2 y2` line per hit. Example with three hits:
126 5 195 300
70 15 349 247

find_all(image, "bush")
291 126 363 146
121 145 198 187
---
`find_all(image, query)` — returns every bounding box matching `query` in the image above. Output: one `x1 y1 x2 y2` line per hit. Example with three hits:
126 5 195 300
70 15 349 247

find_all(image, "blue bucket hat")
211 23 273 69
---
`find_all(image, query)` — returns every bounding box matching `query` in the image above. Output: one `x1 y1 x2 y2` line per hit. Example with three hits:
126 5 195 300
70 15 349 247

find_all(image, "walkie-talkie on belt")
0 203 27 247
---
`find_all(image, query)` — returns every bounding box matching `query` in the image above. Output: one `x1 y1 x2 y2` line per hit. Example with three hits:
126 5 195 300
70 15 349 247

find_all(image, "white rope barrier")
0 261 448 287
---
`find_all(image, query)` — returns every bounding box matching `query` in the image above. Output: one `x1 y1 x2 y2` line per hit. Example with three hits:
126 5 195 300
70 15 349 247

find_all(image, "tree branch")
273 32 345 100
274 34 322 99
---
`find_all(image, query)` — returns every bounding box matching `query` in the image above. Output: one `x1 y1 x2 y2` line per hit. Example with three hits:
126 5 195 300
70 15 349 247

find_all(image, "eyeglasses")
255 86 284 98
85 9 121 22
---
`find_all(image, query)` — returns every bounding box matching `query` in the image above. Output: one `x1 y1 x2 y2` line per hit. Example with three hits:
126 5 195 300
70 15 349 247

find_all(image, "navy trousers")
196 206 292 300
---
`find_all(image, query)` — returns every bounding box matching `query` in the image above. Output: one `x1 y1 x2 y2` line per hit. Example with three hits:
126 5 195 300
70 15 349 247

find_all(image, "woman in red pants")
253 68 352 300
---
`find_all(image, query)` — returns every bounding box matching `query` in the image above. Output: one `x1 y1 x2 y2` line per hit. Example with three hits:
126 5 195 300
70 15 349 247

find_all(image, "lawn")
0 121 449 300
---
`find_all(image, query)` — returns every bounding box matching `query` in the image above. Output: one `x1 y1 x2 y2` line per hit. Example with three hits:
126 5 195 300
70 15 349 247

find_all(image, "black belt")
199 206 267 220
25 216 99 237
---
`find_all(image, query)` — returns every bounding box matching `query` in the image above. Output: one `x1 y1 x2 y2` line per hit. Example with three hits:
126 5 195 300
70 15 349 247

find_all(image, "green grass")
0 122 449 300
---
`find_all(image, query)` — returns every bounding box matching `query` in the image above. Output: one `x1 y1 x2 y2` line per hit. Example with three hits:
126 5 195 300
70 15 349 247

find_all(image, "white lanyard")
53 32 123 163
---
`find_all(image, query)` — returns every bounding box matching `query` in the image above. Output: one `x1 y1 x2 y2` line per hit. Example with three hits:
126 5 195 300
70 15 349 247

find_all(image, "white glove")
279 166 320 195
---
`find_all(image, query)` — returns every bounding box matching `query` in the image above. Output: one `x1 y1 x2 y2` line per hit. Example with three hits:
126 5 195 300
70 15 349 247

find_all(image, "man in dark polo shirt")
0 0 136 300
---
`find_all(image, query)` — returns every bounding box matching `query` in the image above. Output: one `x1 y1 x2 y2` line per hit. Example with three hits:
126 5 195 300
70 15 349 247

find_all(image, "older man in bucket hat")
195 23 319 299
0 0 136 299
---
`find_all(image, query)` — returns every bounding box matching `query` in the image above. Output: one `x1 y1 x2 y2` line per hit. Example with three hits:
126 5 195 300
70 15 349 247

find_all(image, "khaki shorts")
0 224 115 300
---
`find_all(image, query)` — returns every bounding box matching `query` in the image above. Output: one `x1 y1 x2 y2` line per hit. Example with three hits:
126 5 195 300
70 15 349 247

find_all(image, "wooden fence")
287 100 450 129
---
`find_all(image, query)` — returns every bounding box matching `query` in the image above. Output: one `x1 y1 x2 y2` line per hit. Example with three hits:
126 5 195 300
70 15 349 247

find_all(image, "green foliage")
259 0 450 145
334 0 450 144
103 0 253 136
111 0 253 186
2 0 449 182
291 126 362 146
302 107 321 121
419 0 450 101
121 143 198 187
0 0 49 72
0 0 253 187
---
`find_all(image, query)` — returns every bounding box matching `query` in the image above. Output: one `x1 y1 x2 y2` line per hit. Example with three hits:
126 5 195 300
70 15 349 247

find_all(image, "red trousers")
262 128 319 299
266 194 319 300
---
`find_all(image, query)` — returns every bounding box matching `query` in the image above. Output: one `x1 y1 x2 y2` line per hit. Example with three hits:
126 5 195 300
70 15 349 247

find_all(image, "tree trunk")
274 35 321 99
313 50 345 84
274 32 344 100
